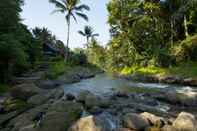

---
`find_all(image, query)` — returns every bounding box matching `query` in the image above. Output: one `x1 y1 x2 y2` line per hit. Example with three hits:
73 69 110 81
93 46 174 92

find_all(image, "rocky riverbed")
1 71 197 131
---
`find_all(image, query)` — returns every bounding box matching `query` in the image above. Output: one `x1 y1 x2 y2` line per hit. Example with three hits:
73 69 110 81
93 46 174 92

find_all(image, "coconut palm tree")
78 26 99 47
49 0 90 58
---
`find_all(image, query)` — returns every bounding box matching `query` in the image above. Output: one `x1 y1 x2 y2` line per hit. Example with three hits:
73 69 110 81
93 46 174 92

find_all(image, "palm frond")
70 12 78 23
51 9 65 14
49 0 67 10
78 31 86 36
75 12 89 21
74 4 90 11
92 33 99 37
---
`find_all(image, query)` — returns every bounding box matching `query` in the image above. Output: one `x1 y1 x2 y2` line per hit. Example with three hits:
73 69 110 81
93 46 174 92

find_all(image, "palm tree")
49 0 90 58
78 26 99 47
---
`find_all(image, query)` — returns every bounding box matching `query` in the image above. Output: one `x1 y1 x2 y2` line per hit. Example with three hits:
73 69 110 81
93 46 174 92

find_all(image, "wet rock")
3 98 29 112
0 105 4 114
162 125 177 131
7 104 48 131
89 106 103 115
173 112 197 131
85 93 100 109
183 78 197 86
38 80 62 89
145 127 161 131
69 112 117 131
28 89 64 106
27 92 52 106
24 101 82 131
141 112 165 127
117 128 134 131
68 115 100 131
76 90 92 103
122 113 149 130
158 76 181 84
10 83 43 100
115 91 129 98
66 93 76 101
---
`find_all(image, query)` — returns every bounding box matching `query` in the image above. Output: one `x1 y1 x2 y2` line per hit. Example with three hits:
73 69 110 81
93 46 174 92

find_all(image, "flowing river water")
63 73 197 97
63 73 197 130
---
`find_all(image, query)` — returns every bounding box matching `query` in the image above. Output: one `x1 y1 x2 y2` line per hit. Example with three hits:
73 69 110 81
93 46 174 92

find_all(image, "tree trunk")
170 19 174 47
65 17 70 60
184 15 189 38
86 37 89 48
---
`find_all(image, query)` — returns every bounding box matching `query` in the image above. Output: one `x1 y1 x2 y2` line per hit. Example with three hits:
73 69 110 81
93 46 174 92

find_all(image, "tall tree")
78 25 99 47
49 0 90 59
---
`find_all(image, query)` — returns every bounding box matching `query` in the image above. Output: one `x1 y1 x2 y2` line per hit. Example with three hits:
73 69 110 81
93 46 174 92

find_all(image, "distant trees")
49 0 90 59
78 26 99 47
106 0 197 69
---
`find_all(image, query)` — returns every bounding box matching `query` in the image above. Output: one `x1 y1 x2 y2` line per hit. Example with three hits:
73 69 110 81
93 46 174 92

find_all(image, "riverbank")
116 62 197 87
1 69 197 130
0 61 102 131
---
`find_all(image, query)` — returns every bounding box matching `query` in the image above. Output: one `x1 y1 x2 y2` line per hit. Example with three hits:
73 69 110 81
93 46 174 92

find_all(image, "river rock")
145 127 162 131
173 112 197 131
10 83 42 100
68 115 100 131
35 101 82 131
183 78 197 86
162 125 177 131
76 90 92 103
117 128 134 131
66 93 76 101
141 112 165 127
69 112 117 131
6 104 49 131
85 93 100 109
115 91 129 98
123 113 149 130
38 80 63 89
27 92 52 106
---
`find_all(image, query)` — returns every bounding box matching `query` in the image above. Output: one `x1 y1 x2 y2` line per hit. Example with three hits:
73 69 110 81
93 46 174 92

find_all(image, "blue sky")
21 0 110 48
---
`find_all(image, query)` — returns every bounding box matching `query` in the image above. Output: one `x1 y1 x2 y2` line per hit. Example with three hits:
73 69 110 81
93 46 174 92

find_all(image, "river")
63 73 197 97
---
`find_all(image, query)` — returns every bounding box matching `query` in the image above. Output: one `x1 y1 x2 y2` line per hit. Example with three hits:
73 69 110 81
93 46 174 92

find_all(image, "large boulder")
27 89 64 106
141 112 165 127
85 93 100 109
183 78 197 86
76 90 92 103
162 125 177 131
38 80 63 89
69 112 117 131
68 115 100 131
10 83 42 100
122 113 149 130
37 101 83 131
173 112 197 131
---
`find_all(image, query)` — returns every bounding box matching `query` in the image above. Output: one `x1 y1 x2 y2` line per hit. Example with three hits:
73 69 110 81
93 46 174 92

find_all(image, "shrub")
47 60 66 79
173 35 197 63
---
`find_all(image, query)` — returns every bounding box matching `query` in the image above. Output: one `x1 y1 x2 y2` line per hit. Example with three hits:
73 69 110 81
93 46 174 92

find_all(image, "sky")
21 0 110 48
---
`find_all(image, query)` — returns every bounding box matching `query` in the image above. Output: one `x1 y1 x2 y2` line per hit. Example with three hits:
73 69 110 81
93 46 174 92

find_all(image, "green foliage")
120 62 197 78
87 39 106 69
0 0 23 33
106 0 197 73
0 84 9 94
47 58 66 79
173 35 197 62
69 49 87 65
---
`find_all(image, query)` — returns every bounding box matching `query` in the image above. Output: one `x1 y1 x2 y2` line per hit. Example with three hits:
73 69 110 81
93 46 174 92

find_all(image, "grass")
120 62 197 78
0 84 9 95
